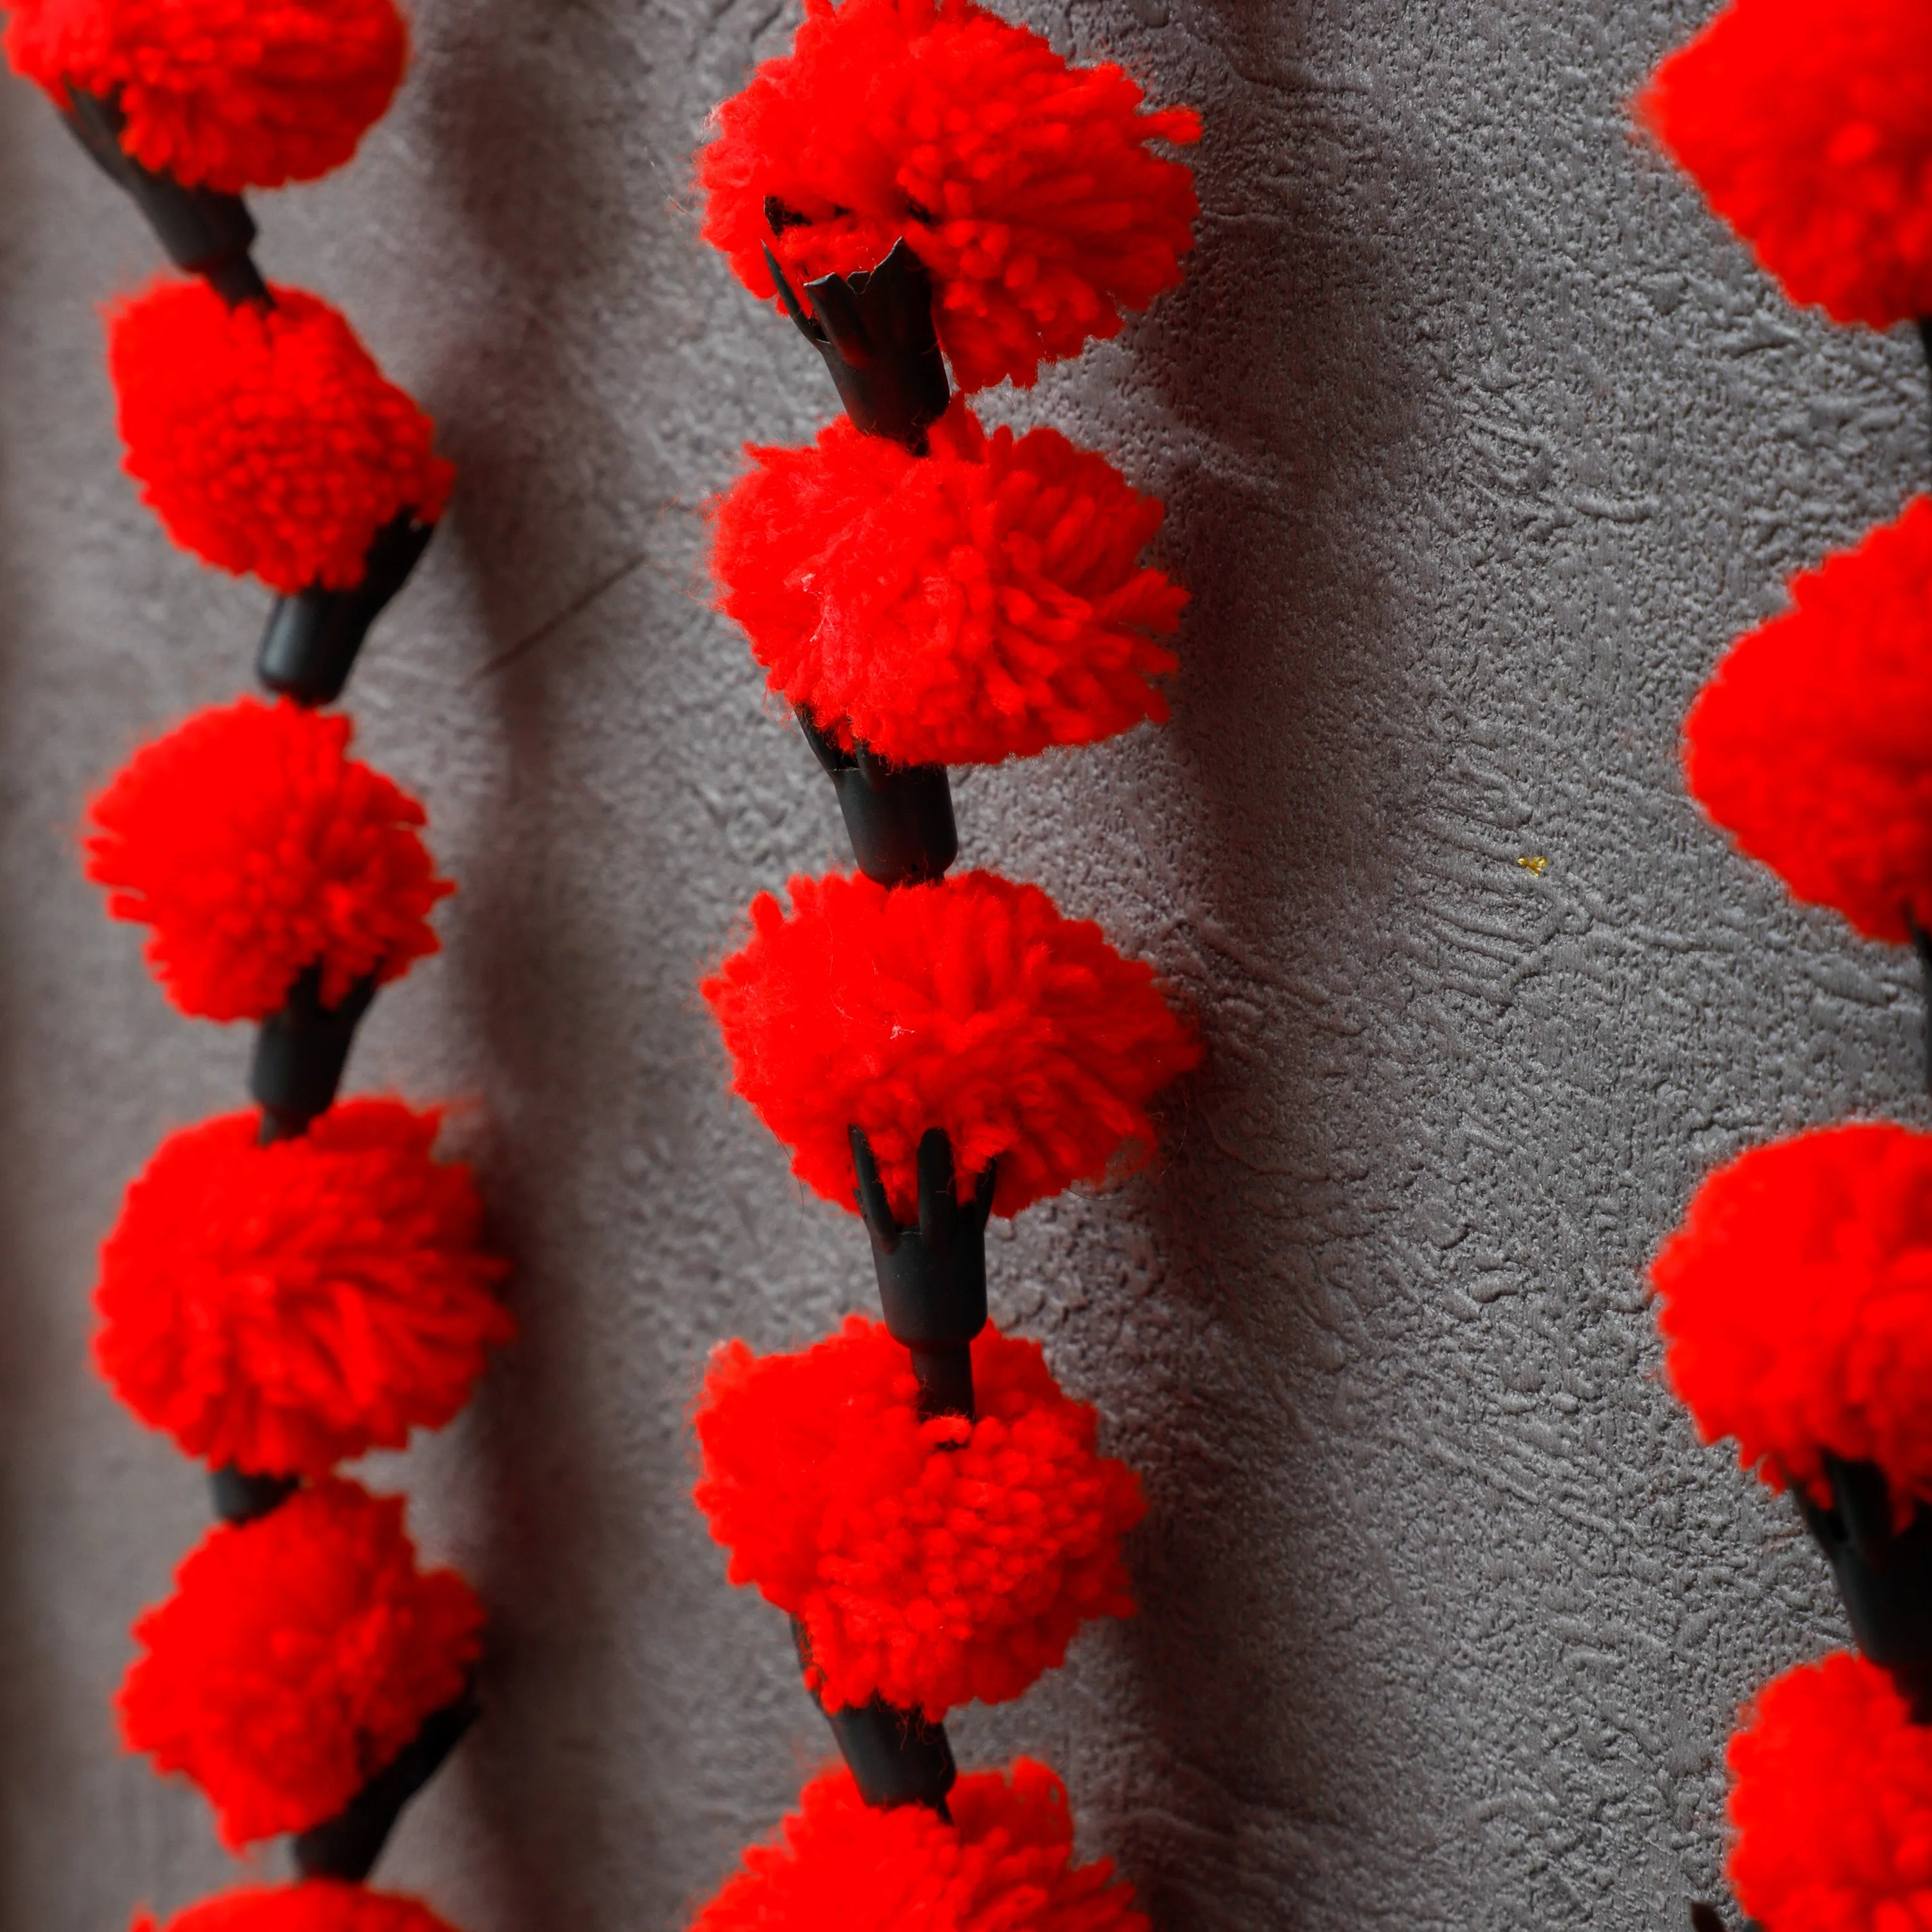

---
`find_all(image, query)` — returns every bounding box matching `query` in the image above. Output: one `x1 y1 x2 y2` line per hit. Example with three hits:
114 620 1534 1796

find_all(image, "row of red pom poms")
1638 4 1932 1929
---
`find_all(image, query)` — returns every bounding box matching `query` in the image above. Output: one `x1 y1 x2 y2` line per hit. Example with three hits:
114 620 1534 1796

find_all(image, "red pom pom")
696 1316 1143 1718
692 1759 1148 1932
96 1101 511 1477
697 0 1199 393
708 400 1184 767
133 1882 462 1932
1684 497 1932 945
1638 0 1932 327
700 869 1198 1222
1651 1124 1932 1511
85 696 452 1023
1728 1651 1932 1930
6 0 406 192
108 278 452 594
117 1477 484 1846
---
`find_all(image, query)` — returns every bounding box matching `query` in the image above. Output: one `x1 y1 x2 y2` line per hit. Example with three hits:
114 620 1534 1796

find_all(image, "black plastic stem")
797 708 957 888
763 231 950 453
792 1621 954 1814
258 514 438 706
251 966 379 1142
209 1466 299 1525
61 89 269 307
1914 921 1932 1099
292 1690 478 1880
1797 1454 1932 1721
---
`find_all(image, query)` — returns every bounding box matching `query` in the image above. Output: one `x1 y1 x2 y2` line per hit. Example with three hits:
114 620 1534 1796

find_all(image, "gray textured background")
0 1 1922 1927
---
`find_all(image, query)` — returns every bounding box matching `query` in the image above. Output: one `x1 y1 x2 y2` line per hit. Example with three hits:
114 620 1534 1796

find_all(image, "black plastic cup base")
62 89 267 303
797 710 956 887
258 515 438 706
1797 1454 1932 1719
763 231 950 453
851 1126 990 1421
209 1466 299 1525
252 966 379 1142
293 1691 478 1882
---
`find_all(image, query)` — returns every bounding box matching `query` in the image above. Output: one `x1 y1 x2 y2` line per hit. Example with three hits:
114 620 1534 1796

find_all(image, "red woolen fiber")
1684 497 1932 945
692 1759 1148 1932
1651 1123 1932 1511
1728 1651 1932 1932
118 1477 483 1846
697 0 1200 393
710 399 1184 768
96 1101 511 1477
701 868 1199 1224
1638 0 1932 328
696 1316 1144 1718
85 696 451 1023
134 1884 461 1932
108 277 452 594
5 0 406 193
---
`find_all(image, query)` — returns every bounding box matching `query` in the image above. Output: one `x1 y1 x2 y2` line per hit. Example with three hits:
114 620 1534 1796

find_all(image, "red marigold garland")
692 0 1197 1915
6 7 500 1929
708 400 1186 768
118 1479 485 1847
1641 10 1932 1928
695 1316 1144 1718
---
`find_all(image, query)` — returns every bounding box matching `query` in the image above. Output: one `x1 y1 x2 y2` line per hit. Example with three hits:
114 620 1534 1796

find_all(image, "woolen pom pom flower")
692 1759 1148 1932
86 696 451 1022
5 0 407 193
117 1477 483 1846
701 868 1199 1224
108 278 452 594
709 400 1184 767
1727 1651 1932 1932
696 1316 1144 1718
1638 0 1932 328
1651 1124 1932 1510
96 1101 511 1477
1684 497 1932 945
697 0 1200 393
133 1883 462 1932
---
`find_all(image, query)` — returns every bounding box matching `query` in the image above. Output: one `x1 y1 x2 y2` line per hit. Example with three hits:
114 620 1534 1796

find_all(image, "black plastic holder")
62 89 269 307
293 1690 478 1881
793 1620 955 1812
209 1465 300 1525
258 514 438 706
798 709 956 888
251 966 379 1142
851 1126 992 1421
764 230 950 453
1797 1454 1932 1719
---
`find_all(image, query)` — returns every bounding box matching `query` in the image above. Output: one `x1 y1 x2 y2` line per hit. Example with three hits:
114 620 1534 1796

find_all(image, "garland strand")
1637 5 1932 1928
682 0 1203 1917
2 5 509 1931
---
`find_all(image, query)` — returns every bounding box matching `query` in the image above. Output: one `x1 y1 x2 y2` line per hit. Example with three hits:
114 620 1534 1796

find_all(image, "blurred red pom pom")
6 0 406 192
108 278 451 593
709 399 1184 767
85 696 451 1023
1684 498 1932 944
1728 1651 1932 1931
133 1882 462 1932
1652 1124 1932 1510
97 1101 511 1477
692 1758 1148 1932
701 868 1198 1222
696 1316 1143 1718
1638 0 1932 327
697 0 1198 392
117 1477 483 1846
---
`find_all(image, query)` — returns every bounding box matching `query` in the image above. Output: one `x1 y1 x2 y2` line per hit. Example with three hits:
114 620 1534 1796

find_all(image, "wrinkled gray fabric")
0 2 1919 1927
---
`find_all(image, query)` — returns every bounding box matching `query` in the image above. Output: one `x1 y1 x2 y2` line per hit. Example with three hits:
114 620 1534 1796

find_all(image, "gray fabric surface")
0 1 1920 1927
